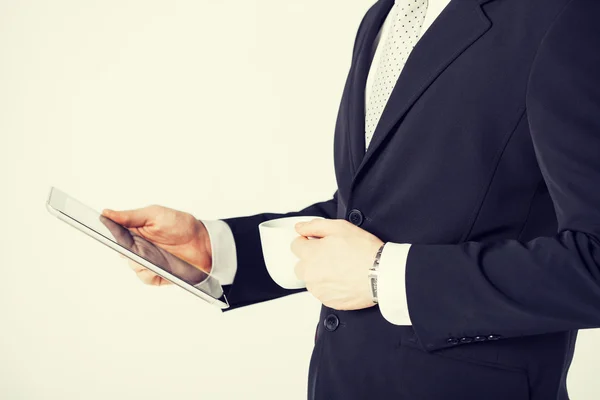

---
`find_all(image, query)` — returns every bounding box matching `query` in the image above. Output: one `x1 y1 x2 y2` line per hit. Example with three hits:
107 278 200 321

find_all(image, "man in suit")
103 0 600 398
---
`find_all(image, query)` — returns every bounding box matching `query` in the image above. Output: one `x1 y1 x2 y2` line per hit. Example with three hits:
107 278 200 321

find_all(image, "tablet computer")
46 187 229 309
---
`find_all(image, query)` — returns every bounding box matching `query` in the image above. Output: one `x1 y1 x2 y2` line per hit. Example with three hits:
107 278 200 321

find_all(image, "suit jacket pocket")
399 344 530 400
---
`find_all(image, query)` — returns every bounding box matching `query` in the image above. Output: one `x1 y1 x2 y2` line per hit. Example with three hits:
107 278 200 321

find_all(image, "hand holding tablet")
46 187 228 308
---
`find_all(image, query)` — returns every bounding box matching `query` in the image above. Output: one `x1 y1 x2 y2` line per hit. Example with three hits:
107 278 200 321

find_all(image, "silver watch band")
369 243 386 304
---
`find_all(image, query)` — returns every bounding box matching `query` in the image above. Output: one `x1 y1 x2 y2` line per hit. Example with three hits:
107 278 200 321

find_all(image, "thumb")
295 218 339 238
102 208 150 228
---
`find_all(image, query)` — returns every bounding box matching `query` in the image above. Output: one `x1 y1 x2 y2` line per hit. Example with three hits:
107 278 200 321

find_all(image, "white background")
1 1 598 399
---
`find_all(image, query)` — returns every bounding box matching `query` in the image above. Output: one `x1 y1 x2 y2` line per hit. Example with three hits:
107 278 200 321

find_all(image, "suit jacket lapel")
351 0 494 184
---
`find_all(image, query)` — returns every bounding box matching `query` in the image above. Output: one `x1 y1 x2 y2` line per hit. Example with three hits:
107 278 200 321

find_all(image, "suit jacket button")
474 335 487 342
460 337 473 343
446 337 459 345
487 334 501 341
324 314 340 332
347 209 364 226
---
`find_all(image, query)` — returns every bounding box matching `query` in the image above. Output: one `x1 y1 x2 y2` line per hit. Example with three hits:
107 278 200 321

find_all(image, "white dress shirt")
203 0 451 325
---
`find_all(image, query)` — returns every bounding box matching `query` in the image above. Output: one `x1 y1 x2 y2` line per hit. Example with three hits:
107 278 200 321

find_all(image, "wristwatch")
369 243 386 304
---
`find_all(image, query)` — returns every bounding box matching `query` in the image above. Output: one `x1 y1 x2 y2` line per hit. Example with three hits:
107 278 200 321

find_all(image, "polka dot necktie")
365 0 429 150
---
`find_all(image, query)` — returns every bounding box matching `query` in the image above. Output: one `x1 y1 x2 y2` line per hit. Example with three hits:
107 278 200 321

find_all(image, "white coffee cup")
258 216 324 289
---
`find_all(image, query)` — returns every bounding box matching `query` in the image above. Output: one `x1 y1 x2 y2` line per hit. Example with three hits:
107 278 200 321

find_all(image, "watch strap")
369 243 386 304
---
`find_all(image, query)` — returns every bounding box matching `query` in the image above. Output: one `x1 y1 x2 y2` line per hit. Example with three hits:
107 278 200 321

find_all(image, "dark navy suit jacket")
220 0 600 398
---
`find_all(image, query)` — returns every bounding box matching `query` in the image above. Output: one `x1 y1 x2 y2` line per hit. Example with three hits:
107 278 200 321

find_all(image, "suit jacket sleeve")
220 192 338 310
405 0 600 351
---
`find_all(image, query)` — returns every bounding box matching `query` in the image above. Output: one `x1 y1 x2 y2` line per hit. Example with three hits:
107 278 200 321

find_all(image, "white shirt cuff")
192 273 224 299
377 242 412 326
200 219 238 286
